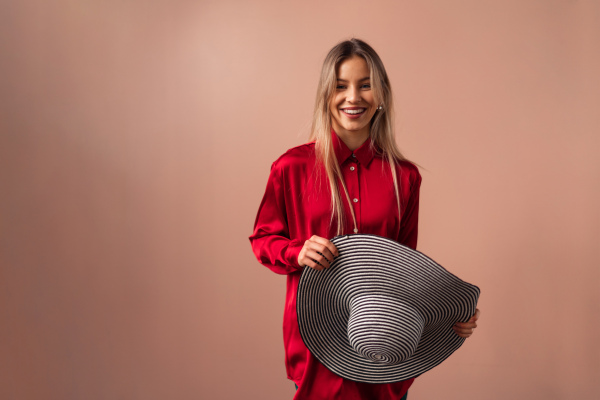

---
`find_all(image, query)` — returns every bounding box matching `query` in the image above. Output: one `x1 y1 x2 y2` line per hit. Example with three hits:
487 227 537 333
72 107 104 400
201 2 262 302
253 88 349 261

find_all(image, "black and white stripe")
297 234 480 383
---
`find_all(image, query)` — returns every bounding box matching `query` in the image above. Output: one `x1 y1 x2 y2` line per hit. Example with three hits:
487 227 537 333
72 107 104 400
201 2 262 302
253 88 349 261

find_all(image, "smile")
341 108 366 116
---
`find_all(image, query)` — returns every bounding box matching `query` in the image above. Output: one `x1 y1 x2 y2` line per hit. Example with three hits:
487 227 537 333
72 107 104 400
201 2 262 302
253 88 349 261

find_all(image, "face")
329 55 378 141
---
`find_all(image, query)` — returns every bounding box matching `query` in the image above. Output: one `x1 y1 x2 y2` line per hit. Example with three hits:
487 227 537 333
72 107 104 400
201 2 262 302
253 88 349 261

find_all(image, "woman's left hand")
452 308 480 338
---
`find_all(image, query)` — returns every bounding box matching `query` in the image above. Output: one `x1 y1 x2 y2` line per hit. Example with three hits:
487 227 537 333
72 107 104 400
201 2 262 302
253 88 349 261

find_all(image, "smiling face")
329 55 378 146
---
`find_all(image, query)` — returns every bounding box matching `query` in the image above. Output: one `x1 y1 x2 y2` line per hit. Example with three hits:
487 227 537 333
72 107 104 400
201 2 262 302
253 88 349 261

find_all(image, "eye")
361 83 371 89
336 85 346 90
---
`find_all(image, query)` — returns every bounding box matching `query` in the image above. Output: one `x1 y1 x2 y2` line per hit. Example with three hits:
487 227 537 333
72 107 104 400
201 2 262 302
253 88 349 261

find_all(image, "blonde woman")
249 38 479 399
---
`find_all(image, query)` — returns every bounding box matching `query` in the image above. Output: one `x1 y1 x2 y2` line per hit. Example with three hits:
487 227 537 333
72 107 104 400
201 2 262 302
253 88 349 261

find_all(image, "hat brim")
297 234 480 383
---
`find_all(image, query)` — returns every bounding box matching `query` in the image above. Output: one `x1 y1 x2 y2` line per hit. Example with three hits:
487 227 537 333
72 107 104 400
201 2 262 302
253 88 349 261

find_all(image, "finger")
453 326 475 338
313 245 335 264
299 241 330 267
465 309 481 323
298 253 324 270
456 309 480 325
454 321 477 329
310 235 339 258
454 331 472 339
303 258 324 271
298 246 322 270
305 242 335 265
305 236 339 264
453 326 475 334
305 249 332 269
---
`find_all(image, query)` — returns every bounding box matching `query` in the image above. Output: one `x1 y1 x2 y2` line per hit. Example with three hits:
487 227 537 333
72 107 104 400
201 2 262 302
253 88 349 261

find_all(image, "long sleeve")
397 167 422 250
248 139 421 395
249 162 304 275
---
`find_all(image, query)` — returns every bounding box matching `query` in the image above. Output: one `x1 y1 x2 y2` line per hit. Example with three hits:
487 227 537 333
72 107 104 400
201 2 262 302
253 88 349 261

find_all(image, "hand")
453 308 480 338
298 235 339 271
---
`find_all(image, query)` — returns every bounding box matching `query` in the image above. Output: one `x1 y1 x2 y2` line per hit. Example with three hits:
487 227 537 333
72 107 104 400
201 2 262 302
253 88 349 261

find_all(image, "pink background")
1 1 598 399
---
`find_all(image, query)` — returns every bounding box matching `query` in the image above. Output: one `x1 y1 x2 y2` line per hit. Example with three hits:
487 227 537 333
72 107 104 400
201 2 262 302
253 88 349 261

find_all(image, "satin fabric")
249 131 421 399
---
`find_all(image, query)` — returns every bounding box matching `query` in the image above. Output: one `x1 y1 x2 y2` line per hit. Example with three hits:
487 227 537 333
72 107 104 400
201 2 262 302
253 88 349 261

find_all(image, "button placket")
344 157 360 234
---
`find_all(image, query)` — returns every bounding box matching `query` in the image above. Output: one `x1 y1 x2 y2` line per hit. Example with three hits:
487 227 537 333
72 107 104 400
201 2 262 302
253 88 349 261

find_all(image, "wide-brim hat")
297 234 480 384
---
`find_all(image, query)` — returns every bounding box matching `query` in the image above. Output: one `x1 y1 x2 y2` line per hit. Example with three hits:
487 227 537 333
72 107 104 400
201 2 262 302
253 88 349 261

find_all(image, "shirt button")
353 198 358 203
351 153 356 158
353 228 358 233
350 166 355 171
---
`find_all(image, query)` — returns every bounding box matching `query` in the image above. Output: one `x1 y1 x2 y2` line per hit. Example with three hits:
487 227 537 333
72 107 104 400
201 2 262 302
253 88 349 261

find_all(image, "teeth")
343 109 365 115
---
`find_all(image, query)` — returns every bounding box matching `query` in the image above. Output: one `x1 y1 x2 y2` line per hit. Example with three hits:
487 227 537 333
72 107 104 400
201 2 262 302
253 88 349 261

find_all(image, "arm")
249 162 304 275
397 166 422 250
395 165 481 338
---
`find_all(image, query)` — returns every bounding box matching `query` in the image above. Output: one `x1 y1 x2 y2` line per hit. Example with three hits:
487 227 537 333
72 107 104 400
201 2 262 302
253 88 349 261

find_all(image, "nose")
347 86 361 103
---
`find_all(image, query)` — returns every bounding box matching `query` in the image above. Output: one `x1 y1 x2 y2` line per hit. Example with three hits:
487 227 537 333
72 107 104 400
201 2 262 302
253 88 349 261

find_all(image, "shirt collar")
331 129 377 167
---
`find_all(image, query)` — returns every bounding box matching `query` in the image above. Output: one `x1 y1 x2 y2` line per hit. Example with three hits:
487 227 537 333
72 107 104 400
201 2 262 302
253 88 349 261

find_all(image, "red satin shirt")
249 131 422 400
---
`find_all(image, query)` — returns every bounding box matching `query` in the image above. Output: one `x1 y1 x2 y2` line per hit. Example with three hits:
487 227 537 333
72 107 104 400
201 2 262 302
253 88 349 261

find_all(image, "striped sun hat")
297 234 480 384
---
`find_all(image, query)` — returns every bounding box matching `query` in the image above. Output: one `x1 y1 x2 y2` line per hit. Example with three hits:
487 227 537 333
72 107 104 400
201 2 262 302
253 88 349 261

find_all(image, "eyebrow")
336 77 370 82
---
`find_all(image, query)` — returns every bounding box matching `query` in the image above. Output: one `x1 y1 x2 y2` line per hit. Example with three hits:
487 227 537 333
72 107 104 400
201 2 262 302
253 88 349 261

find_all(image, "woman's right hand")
298 235 339 271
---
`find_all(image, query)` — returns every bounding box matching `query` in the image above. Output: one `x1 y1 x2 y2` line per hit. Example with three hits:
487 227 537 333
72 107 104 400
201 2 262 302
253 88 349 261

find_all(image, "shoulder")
271 141 316 172
393 159 421 184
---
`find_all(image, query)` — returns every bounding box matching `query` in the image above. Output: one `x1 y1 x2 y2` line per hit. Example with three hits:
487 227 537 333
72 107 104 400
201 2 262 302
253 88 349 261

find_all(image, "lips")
341 107 367 119
342 108 366 114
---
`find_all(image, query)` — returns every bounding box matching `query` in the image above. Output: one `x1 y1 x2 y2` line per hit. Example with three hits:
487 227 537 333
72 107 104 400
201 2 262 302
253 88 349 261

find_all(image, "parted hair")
309 38 409 235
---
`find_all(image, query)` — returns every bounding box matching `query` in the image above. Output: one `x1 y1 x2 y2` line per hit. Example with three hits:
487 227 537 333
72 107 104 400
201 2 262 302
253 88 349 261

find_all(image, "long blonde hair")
309 38 409 235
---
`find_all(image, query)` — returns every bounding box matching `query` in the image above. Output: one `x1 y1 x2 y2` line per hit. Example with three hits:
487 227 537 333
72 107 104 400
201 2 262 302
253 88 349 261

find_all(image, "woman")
249 38 479 400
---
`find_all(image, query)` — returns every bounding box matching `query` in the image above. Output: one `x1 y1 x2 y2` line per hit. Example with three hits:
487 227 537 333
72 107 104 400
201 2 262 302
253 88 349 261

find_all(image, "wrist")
286 239 304 270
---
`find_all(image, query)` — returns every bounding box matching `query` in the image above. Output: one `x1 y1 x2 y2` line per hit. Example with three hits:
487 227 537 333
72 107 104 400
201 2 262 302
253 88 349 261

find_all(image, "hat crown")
347 294 424 365
297 234 481 383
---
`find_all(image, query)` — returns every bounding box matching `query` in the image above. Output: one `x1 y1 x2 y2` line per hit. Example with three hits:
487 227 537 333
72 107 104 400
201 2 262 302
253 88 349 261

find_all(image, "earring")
377 105 383 110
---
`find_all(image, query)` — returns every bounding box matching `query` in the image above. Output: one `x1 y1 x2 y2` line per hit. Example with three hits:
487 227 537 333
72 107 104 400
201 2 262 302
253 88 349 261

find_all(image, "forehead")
336 55 370 79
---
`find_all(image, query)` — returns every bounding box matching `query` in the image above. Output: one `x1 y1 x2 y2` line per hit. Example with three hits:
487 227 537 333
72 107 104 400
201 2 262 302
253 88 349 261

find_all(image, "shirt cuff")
285 239 304 270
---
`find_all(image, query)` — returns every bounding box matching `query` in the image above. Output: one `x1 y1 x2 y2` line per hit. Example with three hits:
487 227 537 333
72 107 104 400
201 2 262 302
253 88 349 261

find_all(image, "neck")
335 129 370 151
